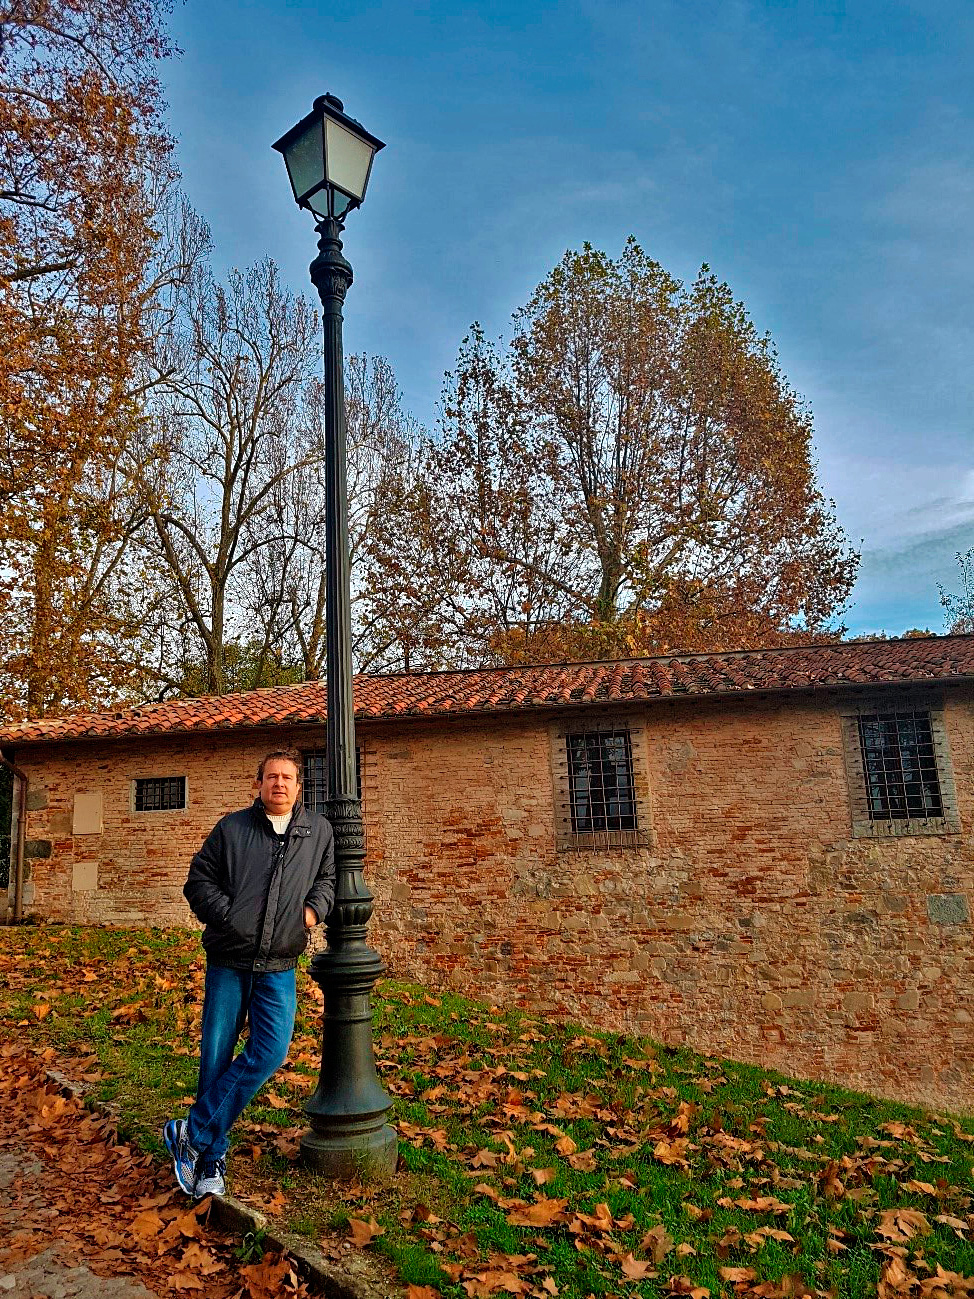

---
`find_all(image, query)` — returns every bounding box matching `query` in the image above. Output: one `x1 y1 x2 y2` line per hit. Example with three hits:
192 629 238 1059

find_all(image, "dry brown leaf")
717 1195 790 1216
641 1223 675 1262
167 1273 204 1291
720 1266 759 1282
567 1149 597 1172
129 1210 166 1240
405 1287 442 1299
470 1148 499 1168
240 1252 300 1297
506 1197 568 1228
173 1206 202 1239
620 1253 655 1280
667 1277 711 1298
876 1208 932 1242
348 1216 384 1247
935 1213 969 1236
654 1137 690 1168
572 1202 614 1233
903 1179 938 1195
177 1242 224 1275
531 1167 557 1185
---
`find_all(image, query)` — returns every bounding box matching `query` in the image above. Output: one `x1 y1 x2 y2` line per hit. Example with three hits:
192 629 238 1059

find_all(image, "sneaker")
194 1156 226 1199
163 1117 199 1195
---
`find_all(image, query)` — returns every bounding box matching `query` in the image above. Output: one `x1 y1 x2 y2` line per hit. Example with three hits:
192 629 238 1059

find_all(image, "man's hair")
256 749 303 785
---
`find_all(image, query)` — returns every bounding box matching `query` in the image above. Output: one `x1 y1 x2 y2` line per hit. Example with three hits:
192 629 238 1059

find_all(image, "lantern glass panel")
283 119 324 202
325 117 374 200
307 188 331 219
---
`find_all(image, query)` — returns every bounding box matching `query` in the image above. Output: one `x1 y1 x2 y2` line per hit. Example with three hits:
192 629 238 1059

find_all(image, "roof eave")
4 671 973 750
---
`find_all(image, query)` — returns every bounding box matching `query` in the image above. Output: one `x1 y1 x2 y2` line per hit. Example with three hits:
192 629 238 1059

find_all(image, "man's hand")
304 904 319 929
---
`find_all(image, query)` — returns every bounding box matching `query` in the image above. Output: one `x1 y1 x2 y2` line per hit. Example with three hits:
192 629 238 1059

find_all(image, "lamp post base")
300 1123 398 1178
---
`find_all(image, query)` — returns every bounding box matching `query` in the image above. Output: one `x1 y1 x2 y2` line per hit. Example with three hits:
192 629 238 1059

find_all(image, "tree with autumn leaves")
0 34 862 727
0 0 180 719
408 240 859 667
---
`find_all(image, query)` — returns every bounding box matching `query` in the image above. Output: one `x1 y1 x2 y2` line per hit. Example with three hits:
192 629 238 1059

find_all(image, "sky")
161 0 974 637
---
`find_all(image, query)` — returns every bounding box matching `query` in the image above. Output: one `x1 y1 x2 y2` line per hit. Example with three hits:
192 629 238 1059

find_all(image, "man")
163 748 335 1199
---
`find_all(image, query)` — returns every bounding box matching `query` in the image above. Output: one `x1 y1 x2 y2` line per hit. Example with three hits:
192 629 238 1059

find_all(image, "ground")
4 926 974 1299
0 1044 316 1299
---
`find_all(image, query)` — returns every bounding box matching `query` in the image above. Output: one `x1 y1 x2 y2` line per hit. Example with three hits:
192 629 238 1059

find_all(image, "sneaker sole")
163 1120 195 1195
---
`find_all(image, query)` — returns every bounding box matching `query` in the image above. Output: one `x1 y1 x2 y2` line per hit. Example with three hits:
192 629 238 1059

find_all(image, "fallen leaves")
716 1194 792 1216
7 931 974 1299
0 1045 312 1299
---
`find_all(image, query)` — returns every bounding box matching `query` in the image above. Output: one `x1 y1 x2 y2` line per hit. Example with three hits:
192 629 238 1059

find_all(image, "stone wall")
8 687 974 1112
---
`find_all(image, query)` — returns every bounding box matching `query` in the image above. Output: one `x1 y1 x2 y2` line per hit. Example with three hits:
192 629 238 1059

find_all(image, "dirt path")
0 1044 313 1298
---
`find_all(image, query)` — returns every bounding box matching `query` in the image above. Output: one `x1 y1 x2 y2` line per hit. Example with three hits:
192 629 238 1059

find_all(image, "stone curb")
44 1069 395 1299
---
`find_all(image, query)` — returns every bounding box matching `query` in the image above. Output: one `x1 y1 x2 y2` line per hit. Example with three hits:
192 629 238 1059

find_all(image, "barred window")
302 748 361 814
134 776 186 812
841 698 960 839
567 728 638 833
857 710 943 821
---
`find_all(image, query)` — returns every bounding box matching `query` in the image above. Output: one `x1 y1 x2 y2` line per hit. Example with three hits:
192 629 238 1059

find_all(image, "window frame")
131 775 188 813
839 693 961 839
549 713 653 851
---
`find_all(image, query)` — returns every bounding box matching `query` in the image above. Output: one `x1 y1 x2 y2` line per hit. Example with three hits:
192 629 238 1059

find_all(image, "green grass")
2 923 973 1298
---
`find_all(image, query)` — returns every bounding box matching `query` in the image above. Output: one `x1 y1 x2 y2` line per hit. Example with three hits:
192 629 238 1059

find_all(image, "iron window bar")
856 709 944 821
567 728 638 834
134 776 186 812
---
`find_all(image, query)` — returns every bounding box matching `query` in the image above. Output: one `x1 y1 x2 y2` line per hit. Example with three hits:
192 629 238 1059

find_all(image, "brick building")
2 635 973 1111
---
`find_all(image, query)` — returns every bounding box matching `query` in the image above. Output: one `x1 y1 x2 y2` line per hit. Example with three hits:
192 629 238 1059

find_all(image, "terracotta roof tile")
3 634 974 747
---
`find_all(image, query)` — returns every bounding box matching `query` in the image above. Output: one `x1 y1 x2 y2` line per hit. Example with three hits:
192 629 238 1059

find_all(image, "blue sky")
162 0 974 636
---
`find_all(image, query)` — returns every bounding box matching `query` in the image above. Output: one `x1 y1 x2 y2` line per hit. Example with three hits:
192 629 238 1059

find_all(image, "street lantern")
272 95 396 1179
273 94 384 220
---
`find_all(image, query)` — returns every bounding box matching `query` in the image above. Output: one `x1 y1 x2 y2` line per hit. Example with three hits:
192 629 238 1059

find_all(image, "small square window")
134 776 186 812
841 698 960 838
301 748 362 814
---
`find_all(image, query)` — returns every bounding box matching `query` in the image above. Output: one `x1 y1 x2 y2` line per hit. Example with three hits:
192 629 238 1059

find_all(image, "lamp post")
272 94 397 1178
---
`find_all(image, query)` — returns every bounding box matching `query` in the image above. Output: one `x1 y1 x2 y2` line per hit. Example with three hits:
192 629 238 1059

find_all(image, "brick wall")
10 729 326 928
8 688 974 1111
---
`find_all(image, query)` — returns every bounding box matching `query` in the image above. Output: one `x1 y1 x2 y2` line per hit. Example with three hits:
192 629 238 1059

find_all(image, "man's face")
259 759 301 816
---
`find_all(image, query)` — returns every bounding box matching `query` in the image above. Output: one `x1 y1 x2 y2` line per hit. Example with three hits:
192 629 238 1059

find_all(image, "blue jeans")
187 964 297 1160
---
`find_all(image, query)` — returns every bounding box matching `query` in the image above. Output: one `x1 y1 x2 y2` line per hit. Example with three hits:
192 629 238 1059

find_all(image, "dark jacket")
184 799 335 972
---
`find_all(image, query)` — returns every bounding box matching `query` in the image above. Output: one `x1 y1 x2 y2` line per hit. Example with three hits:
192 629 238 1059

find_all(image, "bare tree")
135 258 322 696
249 354 432 677
940 549 974 634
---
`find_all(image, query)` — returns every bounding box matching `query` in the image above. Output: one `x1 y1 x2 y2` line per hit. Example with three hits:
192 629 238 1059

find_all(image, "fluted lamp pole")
272 94 396 1177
